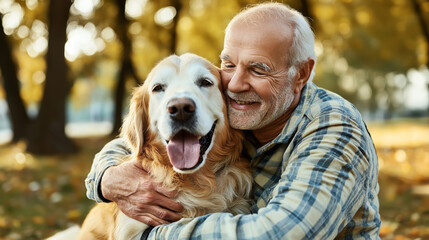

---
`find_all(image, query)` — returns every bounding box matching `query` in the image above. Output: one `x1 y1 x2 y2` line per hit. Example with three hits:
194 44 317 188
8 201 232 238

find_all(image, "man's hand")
100 160 184 226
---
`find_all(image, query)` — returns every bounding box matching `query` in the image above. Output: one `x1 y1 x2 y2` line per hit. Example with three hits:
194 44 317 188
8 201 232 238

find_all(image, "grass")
0 137 110 240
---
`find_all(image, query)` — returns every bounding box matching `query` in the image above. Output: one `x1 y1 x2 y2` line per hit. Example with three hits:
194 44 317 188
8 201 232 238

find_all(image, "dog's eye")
152 84 165 92
197 78 213 88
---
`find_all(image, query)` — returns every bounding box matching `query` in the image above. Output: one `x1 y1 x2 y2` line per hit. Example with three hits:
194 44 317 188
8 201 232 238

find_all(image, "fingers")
154 193 184 213
122 201 181 225
127 212 169 226
136 191 183 221
145 205 182 222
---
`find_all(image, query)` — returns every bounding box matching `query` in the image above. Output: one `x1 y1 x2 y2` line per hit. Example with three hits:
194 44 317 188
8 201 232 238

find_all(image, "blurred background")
0 0 428 239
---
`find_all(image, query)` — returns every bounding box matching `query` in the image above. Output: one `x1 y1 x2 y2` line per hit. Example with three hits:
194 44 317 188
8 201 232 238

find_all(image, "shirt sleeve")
147 111 375 239
85 138 132 202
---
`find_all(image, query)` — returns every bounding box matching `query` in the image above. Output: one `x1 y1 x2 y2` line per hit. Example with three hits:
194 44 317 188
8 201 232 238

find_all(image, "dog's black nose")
167 97 196 121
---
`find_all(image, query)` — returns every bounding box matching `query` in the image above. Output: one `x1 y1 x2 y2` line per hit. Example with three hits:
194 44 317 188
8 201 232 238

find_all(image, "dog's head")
121 53 227 174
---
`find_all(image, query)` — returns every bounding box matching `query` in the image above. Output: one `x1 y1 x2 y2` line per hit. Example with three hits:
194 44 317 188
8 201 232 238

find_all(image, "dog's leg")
78 203 117 240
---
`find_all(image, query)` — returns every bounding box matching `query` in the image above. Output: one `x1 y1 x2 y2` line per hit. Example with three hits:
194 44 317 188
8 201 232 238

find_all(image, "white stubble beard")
226 78 295 130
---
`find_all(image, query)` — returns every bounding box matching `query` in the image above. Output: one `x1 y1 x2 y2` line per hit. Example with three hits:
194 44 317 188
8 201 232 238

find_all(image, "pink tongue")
167 131 200 170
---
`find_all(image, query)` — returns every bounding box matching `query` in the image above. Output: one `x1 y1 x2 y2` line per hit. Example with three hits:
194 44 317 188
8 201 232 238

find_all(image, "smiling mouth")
166 121 217 172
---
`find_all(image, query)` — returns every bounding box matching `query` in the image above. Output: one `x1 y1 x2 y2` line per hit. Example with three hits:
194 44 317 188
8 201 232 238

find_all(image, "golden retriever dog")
74 53 252 239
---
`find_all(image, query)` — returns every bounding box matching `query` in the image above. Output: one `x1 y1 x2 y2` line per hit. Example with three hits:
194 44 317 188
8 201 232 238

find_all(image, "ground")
0 120 428 239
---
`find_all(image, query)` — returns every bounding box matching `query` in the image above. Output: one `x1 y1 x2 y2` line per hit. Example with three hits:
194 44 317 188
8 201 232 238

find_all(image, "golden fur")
77 54 252 240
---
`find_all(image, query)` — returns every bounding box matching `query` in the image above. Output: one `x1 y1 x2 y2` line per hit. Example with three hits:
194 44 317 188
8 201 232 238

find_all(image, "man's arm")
146 112 380 239
85 138 184 225
85 138 131 202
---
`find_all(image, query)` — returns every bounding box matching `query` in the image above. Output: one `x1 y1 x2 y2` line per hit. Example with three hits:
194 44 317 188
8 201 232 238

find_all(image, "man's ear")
293 58 315 94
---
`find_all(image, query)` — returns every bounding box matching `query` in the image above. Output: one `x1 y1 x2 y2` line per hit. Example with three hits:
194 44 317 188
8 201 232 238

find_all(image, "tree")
412 0 429 69
168 0 182 54
0 14 29 142
411 0 429 116
110 0 143 136
26 0 76 154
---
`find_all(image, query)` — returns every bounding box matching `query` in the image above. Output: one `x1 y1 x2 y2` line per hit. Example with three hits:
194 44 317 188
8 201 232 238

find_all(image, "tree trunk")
411 0 429 68
169 1 182 54
27 0 76 154
410 0 429 118
300 0 315 30
111 0 142 136
0 15 29 142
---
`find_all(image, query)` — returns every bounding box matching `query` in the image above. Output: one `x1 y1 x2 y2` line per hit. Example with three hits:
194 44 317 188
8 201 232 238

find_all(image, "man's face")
220 20 296 130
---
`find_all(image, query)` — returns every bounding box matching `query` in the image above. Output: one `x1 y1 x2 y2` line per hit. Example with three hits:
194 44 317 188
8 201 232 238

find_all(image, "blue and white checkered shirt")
86 82 381 239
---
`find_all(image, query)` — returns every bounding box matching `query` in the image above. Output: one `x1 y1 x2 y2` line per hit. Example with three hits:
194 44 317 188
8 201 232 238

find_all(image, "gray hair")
225 2 317 82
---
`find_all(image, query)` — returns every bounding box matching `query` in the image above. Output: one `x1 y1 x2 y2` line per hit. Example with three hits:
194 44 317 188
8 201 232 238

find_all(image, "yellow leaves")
66 209 81 220
374 120 429 238
338 18 351 36
380 221 399 238
423 1 429 13
15 51 45 105
355 10 371 26
0 217 7 228
69 79 92 110
32 216 44 225
0 141 37 170
368 122 429 149
0 87 5 99
313 4 336 21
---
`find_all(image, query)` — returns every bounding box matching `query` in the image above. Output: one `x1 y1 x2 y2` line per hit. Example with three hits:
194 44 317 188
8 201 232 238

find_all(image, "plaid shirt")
86 82 381 239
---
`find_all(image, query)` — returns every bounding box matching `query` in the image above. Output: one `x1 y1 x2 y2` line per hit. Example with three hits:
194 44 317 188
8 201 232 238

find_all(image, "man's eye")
252 69 265 75
221 62 235 69
152 84 165 92
197 78 213 88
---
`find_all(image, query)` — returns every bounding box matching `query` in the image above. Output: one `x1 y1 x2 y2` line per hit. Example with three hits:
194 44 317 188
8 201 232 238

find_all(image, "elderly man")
86 2 381 239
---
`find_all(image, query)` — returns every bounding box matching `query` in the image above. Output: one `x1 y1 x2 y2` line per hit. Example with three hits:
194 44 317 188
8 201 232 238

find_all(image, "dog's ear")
120 85 149 156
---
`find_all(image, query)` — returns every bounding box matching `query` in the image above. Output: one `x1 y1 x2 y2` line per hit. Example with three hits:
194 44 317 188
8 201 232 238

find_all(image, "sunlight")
314 41 324 56
19 20 49 57
16 25 30 39
404 68 429 110
33 37 48 54
101 27 116 42
1 2 24 35
357 83 372 101
394 149 407 163
339 74 357 93
0 0 14 14
125 0 148 19
129 22 142 35
65 22 104 62
71 0 101 18
32 71 45 84
31 19 48 38
0 100 12 145
25 0 38 11
154 6 177 26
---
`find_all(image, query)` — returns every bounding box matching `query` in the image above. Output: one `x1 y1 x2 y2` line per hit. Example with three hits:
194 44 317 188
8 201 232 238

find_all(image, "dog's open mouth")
166 121 217 172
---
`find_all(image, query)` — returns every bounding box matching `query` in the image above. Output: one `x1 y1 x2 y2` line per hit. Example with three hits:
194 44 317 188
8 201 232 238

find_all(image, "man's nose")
225 67 250 92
